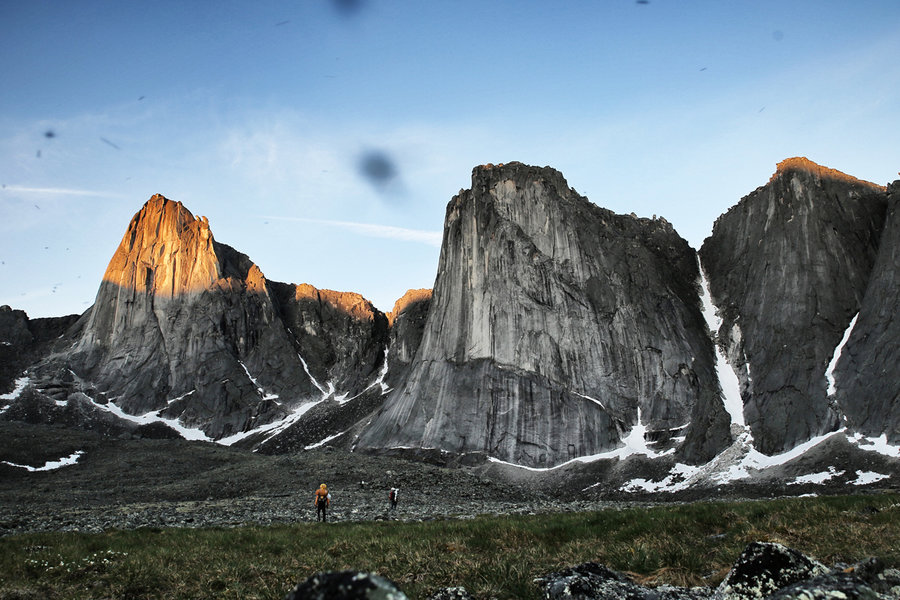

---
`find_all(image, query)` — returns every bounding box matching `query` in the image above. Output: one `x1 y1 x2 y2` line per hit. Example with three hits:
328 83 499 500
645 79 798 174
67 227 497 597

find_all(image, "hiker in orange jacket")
314 483 330 522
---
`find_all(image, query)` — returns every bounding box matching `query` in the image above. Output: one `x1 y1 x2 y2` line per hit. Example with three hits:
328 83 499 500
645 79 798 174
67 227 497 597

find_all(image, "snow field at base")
6 345 393 450
617 429 899 493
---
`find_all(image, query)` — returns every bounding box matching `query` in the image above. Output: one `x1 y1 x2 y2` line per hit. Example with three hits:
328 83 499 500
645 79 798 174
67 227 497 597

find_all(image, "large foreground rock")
534 542 899 600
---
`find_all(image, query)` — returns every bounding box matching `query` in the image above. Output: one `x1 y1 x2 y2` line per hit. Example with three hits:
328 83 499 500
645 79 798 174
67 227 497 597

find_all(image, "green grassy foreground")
1 493 898 600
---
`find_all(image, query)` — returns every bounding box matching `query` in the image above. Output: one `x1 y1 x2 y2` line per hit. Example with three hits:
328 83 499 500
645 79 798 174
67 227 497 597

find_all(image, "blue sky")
2 1 899 318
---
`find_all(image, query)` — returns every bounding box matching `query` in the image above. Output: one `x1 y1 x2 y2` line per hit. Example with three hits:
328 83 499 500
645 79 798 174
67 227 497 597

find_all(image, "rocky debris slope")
700 158 888 455
282 543 900 600
358 162 731 468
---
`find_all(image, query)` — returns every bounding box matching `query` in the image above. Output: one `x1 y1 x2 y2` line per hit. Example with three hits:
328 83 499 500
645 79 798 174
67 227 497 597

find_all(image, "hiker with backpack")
314 483 330 522
389 487 399 511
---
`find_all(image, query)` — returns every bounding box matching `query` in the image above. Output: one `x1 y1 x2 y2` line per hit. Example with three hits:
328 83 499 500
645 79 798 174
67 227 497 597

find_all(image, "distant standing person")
389 487 398 511
314 483 330 522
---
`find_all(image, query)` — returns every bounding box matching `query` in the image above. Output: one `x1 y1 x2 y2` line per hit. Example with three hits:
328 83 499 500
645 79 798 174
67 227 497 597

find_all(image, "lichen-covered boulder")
716 541 827 599
534 561 711 599
283 570 407 600
424 587 475 600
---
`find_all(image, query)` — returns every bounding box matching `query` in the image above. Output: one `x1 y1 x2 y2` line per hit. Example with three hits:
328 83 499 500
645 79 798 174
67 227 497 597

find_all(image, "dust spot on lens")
359 150 397 186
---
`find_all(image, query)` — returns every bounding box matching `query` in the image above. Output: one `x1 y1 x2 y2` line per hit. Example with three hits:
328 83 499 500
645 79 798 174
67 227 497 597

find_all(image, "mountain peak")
103 194 218 297
771 157 885 190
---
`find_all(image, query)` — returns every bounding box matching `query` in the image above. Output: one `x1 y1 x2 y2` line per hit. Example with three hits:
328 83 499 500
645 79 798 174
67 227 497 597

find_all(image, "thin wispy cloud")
264 215 442 247
2 186 125 199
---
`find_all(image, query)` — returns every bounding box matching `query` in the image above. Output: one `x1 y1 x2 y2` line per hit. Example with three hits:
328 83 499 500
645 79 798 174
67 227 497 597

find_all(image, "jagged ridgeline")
1 159 898 473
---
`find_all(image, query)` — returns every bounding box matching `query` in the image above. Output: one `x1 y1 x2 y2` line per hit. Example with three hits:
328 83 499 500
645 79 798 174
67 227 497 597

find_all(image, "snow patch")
826 313 858 396
297 352 329 397
698 265 744 427
376 346 391 395
219 397 325 447
3 451 84 472
851 470 890 486
306 430 349 450
239 361 279 401
618 407 675 459
787 466 845 486
850 433 900 458
617 428 848 493
575 392 605 410
80 392 213 442
619 463 700 494
490 407 673 472
166 390 196 405
1 376 30 412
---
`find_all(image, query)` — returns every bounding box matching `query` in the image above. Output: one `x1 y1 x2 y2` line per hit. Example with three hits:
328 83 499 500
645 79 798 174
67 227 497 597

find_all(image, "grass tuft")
0 493 898 599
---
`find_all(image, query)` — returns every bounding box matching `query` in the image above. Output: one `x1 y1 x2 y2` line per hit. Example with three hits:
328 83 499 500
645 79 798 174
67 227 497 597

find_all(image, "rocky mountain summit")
700 157 888 455
358 162 731 467
2 158 899 494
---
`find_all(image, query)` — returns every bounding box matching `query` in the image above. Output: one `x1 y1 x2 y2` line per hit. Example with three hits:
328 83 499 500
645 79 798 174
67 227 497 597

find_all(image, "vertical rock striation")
835 179 900 442
65 195 388 440
358 163 731 467
269 282 389 398
68 195 316 437
384 289 432 390
700 158 887 455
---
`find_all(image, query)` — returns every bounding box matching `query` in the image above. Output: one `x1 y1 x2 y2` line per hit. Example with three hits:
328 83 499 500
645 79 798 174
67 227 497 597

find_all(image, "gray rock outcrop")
534 543 899 600
24 195 392 441
283 571 407 600
358 162 731 468
0 306 80 396
384 288 432 390
699 158 888 455
535 562 711 599
834 180 900 443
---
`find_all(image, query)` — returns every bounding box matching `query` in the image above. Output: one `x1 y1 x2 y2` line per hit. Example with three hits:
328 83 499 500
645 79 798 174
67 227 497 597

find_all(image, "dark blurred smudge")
358 149 405 201
275 20 290 26
359 150 397 185
332 0 366 17
44 130 56 139
100 137 121 150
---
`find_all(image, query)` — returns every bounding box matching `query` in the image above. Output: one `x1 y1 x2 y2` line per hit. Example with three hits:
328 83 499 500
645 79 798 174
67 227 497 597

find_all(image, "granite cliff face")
699 158 888 455
834 180 900 443
3 158 898 484
357 163 732 467
66 195 311 438
21 195 390 441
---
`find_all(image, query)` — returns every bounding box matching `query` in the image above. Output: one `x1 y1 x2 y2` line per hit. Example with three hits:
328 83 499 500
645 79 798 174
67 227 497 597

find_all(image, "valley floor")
2 421 898 538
